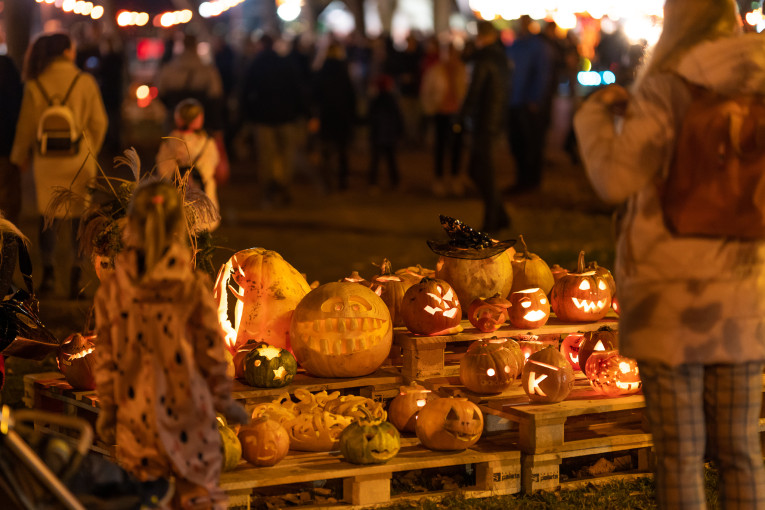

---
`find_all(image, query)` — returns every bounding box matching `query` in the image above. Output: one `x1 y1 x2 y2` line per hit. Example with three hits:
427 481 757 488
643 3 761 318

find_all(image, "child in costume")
156 98 221 232
93 181 247 509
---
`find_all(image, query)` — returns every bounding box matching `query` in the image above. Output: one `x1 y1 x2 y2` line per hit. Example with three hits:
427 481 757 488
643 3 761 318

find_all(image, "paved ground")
2 102 618 405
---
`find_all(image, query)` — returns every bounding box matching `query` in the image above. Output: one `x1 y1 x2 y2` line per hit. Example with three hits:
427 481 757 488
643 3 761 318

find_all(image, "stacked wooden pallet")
220 436 521 509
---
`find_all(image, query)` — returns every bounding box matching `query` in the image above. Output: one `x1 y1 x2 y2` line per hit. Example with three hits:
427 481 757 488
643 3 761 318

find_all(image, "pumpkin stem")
379 258 393 276
576 250 586 273
518 235 529 255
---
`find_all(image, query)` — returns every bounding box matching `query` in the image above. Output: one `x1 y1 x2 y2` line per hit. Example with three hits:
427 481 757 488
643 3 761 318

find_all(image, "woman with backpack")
574 0 765 507
10 31 108 299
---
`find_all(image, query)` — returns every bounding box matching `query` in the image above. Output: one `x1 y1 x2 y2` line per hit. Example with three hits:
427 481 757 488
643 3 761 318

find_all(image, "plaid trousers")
640 362 765 510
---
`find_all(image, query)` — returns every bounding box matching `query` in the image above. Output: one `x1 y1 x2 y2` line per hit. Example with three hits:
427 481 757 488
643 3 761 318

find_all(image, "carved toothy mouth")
523 310 547 321
294 317 389 355
446 431 481 442
571 298 608 313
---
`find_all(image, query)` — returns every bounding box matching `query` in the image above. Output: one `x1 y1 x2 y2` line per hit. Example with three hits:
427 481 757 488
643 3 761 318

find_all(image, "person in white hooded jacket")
574 1 765 508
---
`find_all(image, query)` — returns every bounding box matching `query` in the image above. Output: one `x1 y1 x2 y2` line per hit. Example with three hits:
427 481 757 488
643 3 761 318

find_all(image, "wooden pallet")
392 315 618 381
221 437 521 509
24 369 404 415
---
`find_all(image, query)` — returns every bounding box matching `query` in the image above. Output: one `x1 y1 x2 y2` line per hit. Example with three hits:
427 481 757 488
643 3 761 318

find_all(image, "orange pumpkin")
387 384 436 432
400 277 463 336
214 248 311 353
579 328 618 377
289 281 392 378
415 397 484 451
585 350 641 397
521 346 575 403
549 251 612 322
459 338 523 394
56 333 97 391
238 416 290 467
435 249 514 317
369 259 415 328
467 294 511 332
507 288 550 329
559 333 585 371
510 235 555 295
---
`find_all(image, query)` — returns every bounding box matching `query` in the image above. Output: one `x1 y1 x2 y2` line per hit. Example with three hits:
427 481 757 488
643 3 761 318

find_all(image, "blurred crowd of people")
0 16 646 296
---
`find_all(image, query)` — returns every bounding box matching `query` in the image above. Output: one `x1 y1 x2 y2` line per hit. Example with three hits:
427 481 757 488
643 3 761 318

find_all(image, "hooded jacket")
574 33 765 366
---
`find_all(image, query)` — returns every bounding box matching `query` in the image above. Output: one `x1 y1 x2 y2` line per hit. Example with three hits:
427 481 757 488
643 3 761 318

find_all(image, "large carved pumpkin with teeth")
400 277 463 336
289 282 392 378
416 397 484 450
550 251 611 322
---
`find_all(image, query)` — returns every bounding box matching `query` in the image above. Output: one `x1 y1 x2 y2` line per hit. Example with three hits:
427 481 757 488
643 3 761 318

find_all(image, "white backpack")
34 73 81 157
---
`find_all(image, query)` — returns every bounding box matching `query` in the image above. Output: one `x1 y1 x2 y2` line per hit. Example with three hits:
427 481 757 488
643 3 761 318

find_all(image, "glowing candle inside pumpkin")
487 368 496 376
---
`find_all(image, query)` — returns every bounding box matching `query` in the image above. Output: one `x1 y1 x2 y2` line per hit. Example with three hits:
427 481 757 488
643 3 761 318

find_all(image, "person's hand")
222 400 250 426
591 84 630 115
95 409 116 445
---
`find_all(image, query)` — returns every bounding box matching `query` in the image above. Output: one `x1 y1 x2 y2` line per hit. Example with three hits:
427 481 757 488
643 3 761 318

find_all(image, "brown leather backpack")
659 82 765 239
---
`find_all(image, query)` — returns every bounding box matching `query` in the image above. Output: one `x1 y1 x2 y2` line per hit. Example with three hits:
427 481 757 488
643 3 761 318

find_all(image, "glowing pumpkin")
339 413 401 464
585 350 641 397
238 416 290 467
521 346 575 403
467 294 511 332
549 251 612 322
507 288 550 329
579 328 618 377
510 235 555 295
214 248 311 353
459 338 522 394
415 397 484 451
243 342 298 388
400 277 463 336
559 333 584 371
56 333 96 391
289 282 392 378
387 384 436 432
435 250 514 317
516 337 545 363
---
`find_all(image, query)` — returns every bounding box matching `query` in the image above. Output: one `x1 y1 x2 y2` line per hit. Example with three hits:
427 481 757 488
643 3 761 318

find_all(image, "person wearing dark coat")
241 34 306 206
459 21 511 234
0 55 23 224
312 42 357 192
367 74 403 190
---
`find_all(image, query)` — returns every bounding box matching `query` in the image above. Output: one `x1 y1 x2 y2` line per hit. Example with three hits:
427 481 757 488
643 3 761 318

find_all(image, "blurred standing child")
367 74 403 191
94 181 248 510
156 98 220 232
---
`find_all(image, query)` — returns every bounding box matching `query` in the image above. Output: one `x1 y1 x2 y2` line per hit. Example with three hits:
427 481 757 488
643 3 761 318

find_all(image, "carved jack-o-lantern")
214 248 311 353
508 288 550 330
579 329 618 377
339 413 401 464
459 338 523 394
243 342 298 388
549 251 612 322
415 397 484 451
521 346 575 403
467 294 511 332
56 333 96 391
238 416 290 467
400 277 463 336
289 282 392 378
559 333 584 371
387 384 436 432
516 336 545 363
585 350 641 397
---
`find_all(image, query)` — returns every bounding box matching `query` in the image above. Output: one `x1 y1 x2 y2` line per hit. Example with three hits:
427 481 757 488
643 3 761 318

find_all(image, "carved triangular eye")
472 409 481 421
446 408 459 420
